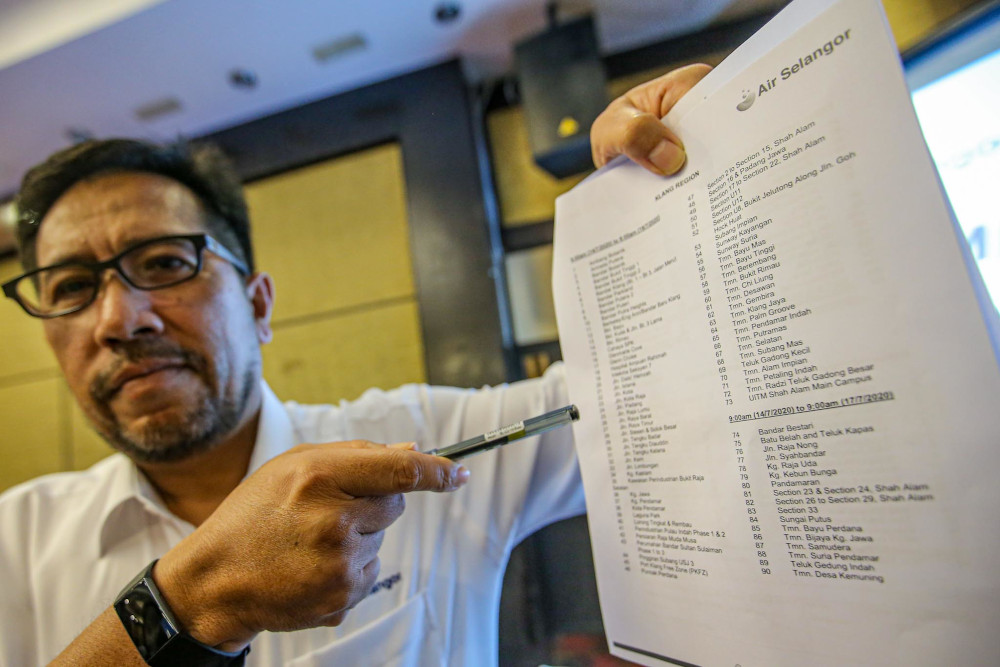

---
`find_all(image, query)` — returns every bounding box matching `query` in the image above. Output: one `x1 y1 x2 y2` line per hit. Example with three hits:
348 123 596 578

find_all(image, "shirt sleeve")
416 362 586 556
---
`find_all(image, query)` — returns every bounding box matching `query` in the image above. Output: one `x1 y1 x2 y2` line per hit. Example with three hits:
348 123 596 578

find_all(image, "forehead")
34 171 209 265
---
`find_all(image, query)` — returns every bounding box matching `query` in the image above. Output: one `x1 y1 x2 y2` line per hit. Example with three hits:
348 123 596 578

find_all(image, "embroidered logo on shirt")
370 572 401 595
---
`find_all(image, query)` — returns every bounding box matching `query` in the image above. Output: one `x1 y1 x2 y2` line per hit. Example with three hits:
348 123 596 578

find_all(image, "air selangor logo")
736 28 853 113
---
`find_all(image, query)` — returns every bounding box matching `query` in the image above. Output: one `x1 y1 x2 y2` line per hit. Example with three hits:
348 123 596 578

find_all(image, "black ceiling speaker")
514 14 608 178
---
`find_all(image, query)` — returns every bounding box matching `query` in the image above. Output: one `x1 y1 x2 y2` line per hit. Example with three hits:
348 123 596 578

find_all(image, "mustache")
90 339 207 403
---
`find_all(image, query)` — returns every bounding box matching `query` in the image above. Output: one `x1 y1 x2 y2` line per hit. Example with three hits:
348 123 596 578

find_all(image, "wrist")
114 559 250 665
154 550 255 652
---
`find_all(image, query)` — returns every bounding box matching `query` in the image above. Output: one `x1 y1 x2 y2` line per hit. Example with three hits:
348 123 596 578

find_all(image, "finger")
649 63 714 118
349 494 406 535
619 115 687 176
331 448 470 497
360 554 381 595
591 102 682 174
343 439 389 450
347 556 381 612
591 63 712 175
389 441 416 451
317 556 380 628
352 530 386 567
288 439 387 456
320 610 348 628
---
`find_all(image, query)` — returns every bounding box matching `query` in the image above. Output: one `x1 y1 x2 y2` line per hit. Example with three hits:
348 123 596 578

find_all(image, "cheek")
43 318 95 384
162 275 247 334
193 291 260 367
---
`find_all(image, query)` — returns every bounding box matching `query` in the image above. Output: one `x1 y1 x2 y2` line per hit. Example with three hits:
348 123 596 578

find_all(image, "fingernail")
649 139 686 175
390 441 417 450
453 465 470 487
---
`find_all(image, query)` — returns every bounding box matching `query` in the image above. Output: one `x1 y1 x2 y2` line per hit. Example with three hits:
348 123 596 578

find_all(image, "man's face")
35 171 271 463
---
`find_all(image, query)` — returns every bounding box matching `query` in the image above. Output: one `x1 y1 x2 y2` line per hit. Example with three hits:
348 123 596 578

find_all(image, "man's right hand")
153 441 468 651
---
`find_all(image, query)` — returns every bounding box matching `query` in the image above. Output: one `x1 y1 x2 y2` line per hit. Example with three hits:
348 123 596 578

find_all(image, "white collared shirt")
0 363 583 666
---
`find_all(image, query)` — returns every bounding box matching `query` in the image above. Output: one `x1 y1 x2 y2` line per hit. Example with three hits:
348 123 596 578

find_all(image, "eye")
142 254 192 272
122 239 201 286
47 273 96 303
128 245 199 286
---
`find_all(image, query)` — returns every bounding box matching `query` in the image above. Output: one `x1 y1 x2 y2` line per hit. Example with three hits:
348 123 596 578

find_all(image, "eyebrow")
40 234 181 268
41 249 96 267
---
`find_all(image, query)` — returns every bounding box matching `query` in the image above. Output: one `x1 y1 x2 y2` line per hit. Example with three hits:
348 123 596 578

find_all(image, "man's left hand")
590 63 712 176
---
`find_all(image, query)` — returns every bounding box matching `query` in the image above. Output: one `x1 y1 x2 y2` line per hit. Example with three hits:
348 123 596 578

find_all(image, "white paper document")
552 1 1000 665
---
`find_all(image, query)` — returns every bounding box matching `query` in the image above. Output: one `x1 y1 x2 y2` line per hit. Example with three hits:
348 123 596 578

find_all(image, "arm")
457 64 715 540
410 363 582 552
50 442 468 664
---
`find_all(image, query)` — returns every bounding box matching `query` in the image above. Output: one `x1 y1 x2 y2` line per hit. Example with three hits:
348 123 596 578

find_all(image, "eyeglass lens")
14 237 201 315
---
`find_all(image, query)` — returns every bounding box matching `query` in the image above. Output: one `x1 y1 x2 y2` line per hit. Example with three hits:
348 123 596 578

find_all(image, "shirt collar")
97 380 295 557
245 380 297 478
96 455 168 557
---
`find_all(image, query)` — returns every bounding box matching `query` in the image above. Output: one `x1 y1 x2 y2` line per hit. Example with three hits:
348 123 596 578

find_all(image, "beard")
88 338 257 463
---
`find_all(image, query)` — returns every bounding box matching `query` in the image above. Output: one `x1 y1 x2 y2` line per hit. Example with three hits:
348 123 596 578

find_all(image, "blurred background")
0 0 991 664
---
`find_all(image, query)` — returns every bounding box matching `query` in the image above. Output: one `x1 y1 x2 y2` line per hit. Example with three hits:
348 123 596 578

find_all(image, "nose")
91 272 164 348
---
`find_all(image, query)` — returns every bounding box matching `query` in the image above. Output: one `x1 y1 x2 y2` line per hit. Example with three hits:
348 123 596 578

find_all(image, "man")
0 65 709 665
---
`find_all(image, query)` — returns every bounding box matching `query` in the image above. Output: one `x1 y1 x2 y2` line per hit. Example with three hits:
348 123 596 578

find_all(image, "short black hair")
15 138 254 273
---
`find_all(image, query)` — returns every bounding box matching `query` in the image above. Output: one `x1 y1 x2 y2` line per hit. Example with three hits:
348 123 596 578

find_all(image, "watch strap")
115 559 249 666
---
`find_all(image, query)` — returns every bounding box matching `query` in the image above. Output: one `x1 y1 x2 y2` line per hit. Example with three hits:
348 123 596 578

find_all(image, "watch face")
118 579 177 659
116 564 248 666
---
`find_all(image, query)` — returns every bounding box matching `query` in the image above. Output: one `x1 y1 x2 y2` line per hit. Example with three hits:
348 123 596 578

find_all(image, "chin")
104 399 237 464
113 415 223 463
90 367 256 464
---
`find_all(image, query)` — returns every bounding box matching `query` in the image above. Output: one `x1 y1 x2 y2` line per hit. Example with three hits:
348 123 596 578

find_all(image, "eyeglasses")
2 234 249 319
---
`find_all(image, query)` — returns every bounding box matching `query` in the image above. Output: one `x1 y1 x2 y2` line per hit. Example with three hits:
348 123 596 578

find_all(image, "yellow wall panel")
262 299 426 406
505 246 558 346
0 377 66 491
488 107 590 226
245 143 415 323
67 388 114 470
882 0 981 51
0 256 59 380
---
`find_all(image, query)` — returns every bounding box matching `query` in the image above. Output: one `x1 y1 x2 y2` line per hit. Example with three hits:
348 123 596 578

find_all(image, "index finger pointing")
332 448 470 498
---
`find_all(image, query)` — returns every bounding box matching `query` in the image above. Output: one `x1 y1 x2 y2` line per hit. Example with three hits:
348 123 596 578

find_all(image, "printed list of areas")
568 115 935 587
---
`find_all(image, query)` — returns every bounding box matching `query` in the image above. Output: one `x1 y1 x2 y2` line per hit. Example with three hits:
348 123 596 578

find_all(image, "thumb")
591 63 712 175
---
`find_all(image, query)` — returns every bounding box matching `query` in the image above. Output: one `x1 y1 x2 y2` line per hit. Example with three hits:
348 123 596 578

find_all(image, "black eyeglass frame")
2 233 250 319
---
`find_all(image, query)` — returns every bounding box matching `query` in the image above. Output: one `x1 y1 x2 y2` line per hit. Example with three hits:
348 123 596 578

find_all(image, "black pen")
427 405 580 461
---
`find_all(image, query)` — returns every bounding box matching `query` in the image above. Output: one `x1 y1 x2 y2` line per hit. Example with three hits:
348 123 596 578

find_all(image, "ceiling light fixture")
311 33 367 64
134 97 183 122
229 68 258 89
434 2 462 23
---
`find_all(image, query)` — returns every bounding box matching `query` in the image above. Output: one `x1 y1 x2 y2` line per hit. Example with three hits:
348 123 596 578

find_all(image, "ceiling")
0 0 785 202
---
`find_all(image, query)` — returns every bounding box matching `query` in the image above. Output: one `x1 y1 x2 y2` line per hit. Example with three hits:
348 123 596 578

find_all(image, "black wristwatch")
114 559 250 666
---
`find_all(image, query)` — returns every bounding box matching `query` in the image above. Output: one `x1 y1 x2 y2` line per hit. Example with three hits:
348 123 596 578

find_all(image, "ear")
245 272 275 345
